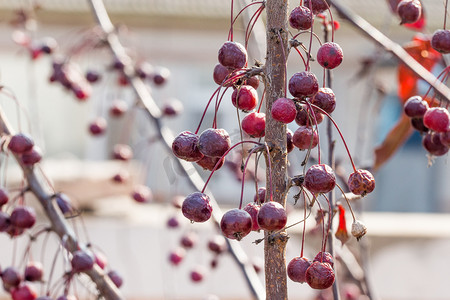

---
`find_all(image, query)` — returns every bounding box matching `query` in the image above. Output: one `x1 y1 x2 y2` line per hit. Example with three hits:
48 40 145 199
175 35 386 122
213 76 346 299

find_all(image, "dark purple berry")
20 146 42 166
286 129 294 153
55 193 73 216
197 128 231 158
431 29 450 54
107 270 123 288
180 231 198 249
288 71 319 98
10 206 36 229
207 235 227 254
293 126 319 150
190 267 205 283
422 132 449 156
8 134 34 154
152 67 170 85
71 250 94 272
304 164 336 194
2 267 22 288
162 98 183 117
85 70 101 83
172 131 204 162
24 262 43 282
289 6 313 30
243 202 261 231
257 201 287 231
305 261 335 289
88 118 107 136
220 208 252 240
397 0 422 24
131 185 152 203
253 187 266 204
411 117 428 132
218 41 248 70
213 63 232 86
0 188 9 206
311 87 336 114
304 0 329 14
181 192 212 223
404 95 429 118
295 103 324 126
109 100 128 117
287 256 311 283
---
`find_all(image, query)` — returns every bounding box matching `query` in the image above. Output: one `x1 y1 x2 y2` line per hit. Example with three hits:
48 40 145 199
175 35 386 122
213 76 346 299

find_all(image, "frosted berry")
305 261 335 289
422 132 449 156
71 250 94 272
397 0 422 24
10 206 36 229
243 202 261 231
304 0 329 14
348 169 375 196
220 208 253 240
257 201 287 231
271 98 297 123
289 6 313 30
304 164 336 194
242 112 265 137
313 251 334 267
232 85 258 111
196 156 225 171
311 87 336 114
182 192 212 223
423 107 450 132
289 71 319 98
218 41 248 70
197 128 231 158
8 134 34 154
404 95 428 117
172 131 204 162
287 256 311 283
431 29 450 53
292 126 319 150
317 42 343 69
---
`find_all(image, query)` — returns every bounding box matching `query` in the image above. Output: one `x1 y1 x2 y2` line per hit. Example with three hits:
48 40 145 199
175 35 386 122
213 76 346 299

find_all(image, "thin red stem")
195 87 221 134
304 101 321 164
239 145 264 209
245 4 265 49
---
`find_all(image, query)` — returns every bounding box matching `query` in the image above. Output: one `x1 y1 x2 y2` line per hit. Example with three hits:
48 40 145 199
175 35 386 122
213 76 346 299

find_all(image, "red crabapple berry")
242 76 260 90
172 131 204 162
423 107 450 132
108 270 123 288
180 231 198 249
196 156 225 171
2 267 22 289
317 42 343 70
289 6 313 30
88 117 107 136
271 98 297 123
197 128 231 158
220 209 253 240
348 169 375 196
305 261 335 289
431 29 450 53
167 216 180 228
403 95 429 118
218 41 248 70
213 63 232 85
311 87 336 114
257 201 287 231
71 250 95 272
182 192 213 223
295 103 324 126
8 133 34 154
411 117 429 133
304 0 329 14
112 144 133 161
304 164 336 194
422 132 449 156
253 187 266 204
242 112 266 138
11 284 37 300
287 257 311 283
289 71 319 98
243 202 261 231
396 0 422 24
231 85 258 111
10 206 36 229
440 131 450 147
169 247 186 266
313 251 334 267
293 126 319 150
286 129 294 153
24 262 43 282
131 185 153 203
20 146 42 166
109 100 128 117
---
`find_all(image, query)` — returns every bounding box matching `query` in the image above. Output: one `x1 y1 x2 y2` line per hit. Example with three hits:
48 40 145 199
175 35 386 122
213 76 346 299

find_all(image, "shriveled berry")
180 231 198 249
287 256 311 283
304 0 329 14
71 250 94 272
289 71 319 98
271 98 297 123
293 126 319 150
24 262 43 282
404 95 429 117
286 129 294 153
313 251 334 267
220 208 252 240
305 261 335 289
242 112 265 138
11 284 37 300
289 6 313 30
107 270 123 288
243 202 261 231
208 235 227 254
131 185 152 203
196 156 225 171
218 41 248 70
169 247 186 266
348 169 375 196
197 128 231 158
423 107 450 132
317 42 343 69
232 85 258 111
8 134 34 154
257 201 287 231
311 87 336 114
422 132 449 156
172 131 204 162
397 0 421 24
182 192 212 223
431 29 450 53
10 206 36 229
295 103 323 126
304 164 336 194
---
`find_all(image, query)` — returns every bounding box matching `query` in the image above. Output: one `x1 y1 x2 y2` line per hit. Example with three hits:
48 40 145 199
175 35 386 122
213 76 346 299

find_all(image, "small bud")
351 220 367 241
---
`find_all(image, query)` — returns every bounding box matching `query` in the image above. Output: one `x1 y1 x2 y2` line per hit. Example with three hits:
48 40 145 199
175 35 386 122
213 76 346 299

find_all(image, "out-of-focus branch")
87 0 265 299
329 0 450 103
0 109 124 300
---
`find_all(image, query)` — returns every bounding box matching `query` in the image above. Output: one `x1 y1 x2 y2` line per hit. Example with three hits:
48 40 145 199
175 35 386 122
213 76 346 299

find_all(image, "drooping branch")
86 0 265 299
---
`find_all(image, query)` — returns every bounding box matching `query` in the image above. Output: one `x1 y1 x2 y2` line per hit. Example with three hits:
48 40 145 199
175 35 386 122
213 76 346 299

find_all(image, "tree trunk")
264 1 289 299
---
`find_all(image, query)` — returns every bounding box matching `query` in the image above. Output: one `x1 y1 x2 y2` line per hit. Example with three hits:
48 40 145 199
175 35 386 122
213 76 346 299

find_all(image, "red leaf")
335 204 349 245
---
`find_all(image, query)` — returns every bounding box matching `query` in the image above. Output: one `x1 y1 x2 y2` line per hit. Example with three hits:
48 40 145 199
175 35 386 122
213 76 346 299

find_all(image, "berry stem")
300 190 308 257
335 183 356 222
303 101 322 164
245 4 266 49
238 145 264 209
195 87 221 134
305 1 315 70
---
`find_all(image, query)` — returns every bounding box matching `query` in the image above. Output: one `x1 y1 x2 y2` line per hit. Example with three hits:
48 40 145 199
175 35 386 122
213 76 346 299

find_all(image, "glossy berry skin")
213 63 232 85
218 41 248 69
242 112 266 138
304 0 329 14
404 95 428 118
348 169 375 196
423 107 450 132
397 0 421 24
71 250 95 272
304 164 336 194
169 247 186 266
271 98 297 123
305 261 335 289
21 146 42 166
313 251 334 268
196 156 225 171
293 126 319 150
107 270 123 288
24 262 43 282
431 29 450 53
295 104 323 126
287 257 311 283
11 284 37 300
220 209 253 240
182 192 212 223
289 6 313 30
10 206 36 229
172 131 204 162
311 87 336 114
232 85 258 111
422 132 449 156
317 42 343 69
257 201 287 231
286 129 294 153
197 128 231 158
243 202 261 231
8 133 34 154
289 71 319 98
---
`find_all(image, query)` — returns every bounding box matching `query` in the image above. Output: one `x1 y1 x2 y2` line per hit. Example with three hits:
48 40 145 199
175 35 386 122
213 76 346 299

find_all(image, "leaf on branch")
335 204 349 246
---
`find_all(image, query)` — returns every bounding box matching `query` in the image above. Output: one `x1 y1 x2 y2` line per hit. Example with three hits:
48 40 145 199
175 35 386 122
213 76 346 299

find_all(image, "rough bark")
264 1 289 299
